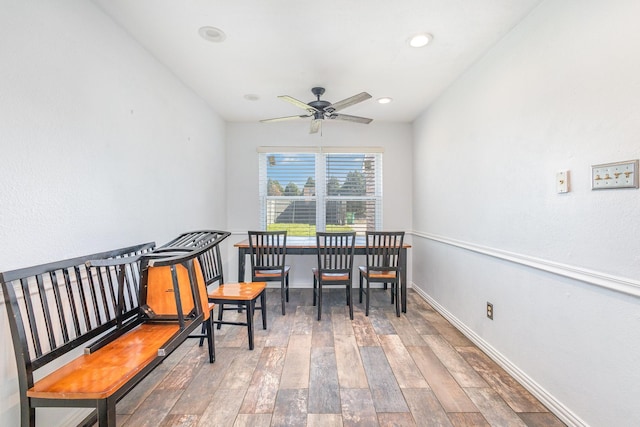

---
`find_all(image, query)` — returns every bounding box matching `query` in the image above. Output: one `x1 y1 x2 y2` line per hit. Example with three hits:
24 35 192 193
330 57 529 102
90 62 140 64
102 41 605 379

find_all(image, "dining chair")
197 238 267 351
358 231 405 317
208 281 267 350
164 231 268 350
248 230 290 315
313 231 356 321
158 230 231 361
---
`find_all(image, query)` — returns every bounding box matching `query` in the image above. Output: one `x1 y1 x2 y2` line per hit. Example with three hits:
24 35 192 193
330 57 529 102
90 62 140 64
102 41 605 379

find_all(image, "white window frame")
258 146 383 235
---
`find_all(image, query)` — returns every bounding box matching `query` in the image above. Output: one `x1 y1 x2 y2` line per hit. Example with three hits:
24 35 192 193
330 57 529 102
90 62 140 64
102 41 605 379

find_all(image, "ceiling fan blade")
260 114 311 123
330 113 373 124
325 92 372 113
310 119 322 134
278 95 319 113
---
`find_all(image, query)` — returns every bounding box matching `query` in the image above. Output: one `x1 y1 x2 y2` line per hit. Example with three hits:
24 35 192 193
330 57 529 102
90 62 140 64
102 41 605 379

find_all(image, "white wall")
225 121 413 286
412 0 640 426
0 1 226 425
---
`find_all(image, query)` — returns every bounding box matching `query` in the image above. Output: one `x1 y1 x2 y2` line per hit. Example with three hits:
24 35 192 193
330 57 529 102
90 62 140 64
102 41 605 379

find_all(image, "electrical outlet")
592 159 639 190
486 302 493 320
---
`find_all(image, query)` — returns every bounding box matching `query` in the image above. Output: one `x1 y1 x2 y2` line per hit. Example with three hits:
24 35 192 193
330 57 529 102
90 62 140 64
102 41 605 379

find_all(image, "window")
259 147 382 236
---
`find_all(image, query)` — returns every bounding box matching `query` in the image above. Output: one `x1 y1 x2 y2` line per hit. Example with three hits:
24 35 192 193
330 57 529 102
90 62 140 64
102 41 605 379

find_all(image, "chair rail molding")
410 231 640 298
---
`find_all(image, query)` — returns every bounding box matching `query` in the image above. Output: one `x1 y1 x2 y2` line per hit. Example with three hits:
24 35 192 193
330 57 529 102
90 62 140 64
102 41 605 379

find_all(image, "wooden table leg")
401 248 407 313
238 247 246 282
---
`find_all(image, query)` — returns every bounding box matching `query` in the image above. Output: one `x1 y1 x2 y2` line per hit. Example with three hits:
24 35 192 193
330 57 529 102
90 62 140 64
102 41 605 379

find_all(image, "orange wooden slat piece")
254 266 290 278
208 282 266 301
358 266 397 280
146 259 209 320
312 269 350 281
28 323 179 400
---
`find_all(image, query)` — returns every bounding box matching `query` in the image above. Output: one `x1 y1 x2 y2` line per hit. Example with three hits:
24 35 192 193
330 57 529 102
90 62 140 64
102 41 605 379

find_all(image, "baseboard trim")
411 285 587 427
411 231 640 298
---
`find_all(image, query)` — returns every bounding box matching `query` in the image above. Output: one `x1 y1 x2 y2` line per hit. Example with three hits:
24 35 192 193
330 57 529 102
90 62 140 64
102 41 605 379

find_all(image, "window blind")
259 150 382 236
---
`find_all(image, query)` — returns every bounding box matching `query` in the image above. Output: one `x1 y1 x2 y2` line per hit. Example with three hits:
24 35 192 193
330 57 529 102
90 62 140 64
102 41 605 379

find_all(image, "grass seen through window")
267 223 354 237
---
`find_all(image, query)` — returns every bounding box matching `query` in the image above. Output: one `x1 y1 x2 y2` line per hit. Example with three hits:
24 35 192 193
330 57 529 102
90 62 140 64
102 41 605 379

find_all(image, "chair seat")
208 282 267 350
312 268 350 281
208 282 266 301
358 266 397 280
254 266 290 278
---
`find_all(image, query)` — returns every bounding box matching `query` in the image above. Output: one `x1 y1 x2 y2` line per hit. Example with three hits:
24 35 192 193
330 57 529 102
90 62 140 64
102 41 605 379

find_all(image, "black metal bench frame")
1 234 227 427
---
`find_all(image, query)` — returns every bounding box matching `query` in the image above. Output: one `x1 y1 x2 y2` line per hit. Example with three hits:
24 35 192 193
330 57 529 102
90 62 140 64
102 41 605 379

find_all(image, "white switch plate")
591 159 639 190
556 170 569 193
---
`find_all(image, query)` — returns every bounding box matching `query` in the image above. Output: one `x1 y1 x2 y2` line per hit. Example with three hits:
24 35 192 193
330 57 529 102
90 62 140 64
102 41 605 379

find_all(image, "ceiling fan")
260 87 373 134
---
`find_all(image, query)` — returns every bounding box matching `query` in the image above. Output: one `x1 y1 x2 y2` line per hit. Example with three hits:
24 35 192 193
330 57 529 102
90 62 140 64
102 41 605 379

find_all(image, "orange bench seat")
28 323 179 400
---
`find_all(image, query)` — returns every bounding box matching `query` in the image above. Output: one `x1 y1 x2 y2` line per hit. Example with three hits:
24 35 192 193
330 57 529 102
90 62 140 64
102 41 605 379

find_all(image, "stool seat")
209 282 266 300
208 282 267 350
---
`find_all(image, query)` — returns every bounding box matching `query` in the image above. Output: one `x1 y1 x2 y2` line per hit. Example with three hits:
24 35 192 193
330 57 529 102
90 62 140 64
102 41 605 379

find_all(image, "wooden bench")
1 232 229 427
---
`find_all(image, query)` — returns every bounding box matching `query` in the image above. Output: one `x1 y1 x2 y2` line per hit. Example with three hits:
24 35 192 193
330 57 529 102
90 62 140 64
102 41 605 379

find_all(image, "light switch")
556 170 569 193
592 160 639 190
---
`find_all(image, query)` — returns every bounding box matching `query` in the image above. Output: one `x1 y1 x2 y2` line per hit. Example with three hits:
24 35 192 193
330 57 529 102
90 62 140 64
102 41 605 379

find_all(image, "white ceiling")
93 0 542 124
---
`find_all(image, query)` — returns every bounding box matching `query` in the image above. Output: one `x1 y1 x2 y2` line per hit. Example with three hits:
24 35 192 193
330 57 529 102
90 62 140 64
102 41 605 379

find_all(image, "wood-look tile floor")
115 289 565 427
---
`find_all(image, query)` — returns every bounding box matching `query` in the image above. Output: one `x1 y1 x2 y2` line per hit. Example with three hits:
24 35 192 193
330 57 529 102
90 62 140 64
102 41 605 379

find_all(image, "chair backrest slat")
49 270 70 343
248 231 287 272
366 231 405 272
74 267 93 332
58 268 82 337
316 232 356 274
35 274 56 352
81 265 102 326
20 277 43 358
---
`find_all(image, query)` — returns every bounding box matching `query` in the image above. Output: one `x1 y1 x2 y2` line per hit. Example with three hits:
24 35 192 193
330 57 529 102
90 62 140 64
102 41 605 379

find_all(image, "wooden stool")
208 282 267 350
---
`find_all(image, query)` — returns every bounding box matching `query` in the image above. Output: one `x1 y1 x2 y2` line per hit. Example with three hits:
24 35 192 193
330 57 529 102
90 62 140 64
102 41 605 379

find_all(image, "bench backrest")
0 242 155 393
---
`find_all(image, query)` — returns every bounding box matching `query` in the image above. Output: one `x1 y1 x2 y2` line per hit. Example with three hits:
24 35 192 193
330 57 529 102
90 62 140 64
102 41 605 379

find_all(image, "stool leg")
281 280 286 316
199 306 214 346
217 303 225 329
97 399 115 427
365 280 370 316
348 283 353 320
247 300 255 350
313 275 317 306
261 291 267 330
206 316 215 363
318 282 323 321
198 322 206 347
286 274 290 302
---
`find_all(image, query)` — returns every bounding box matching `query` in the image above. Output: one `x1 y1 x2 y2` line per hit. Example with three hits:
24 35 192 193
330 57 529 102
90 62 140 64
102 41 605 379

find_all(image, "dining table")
234 236 410 313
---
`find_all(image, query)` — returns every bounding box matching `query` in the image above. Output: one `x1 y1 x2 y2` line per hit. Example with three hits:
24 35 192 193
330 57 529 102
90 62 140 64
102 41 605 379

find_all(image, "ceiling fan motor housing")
309 100 331 112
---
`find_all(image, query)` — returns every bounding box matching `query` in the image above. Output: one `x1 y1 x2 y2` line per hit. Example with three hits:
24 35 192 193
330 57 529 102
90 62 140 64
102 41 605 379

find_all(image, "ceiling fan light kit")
261 87 373 134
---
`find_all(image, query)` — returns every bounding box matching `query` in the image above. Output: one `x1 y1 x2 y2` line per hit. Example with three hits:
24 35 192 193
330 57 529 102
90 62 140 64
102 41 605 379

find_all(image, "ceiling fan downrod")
311 86 325 100
308 87 330 113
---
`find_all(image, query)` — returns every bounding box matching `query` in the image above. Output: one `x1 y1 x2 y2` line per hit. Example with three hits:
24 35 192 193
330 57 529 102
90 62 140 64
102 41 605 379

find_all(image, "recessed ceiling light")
198 26 226 43
408 33 433 48
244 94 260 101
377 97 393 104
